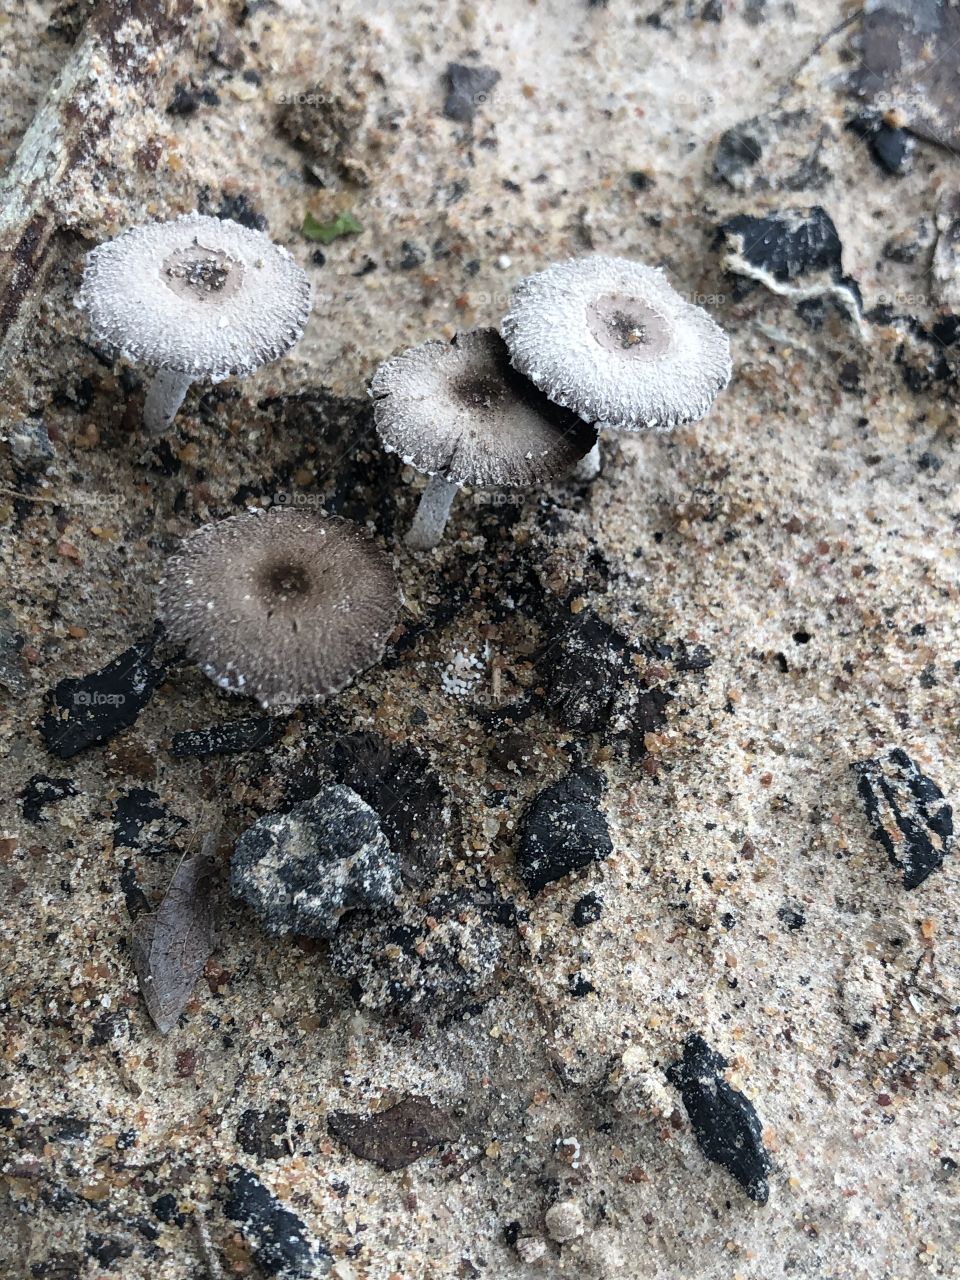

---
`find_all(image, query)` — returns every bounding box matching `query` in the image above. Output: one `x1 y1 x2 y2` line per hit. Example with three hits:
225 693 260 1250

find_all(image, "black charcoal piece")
40 627 165 758
20 774 77 823
666 1034 772 1204
224 1166 330 1278
170 716 284 759
443 63 500 123
853 748 953 889
517 769 612 895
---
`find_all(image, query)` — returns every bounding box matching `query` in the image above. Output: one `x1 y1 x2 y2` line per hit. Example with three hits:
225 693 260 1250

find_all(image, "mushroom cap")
500 256 731 432
158 508 399 709
370 328 596 486
77 213 311 381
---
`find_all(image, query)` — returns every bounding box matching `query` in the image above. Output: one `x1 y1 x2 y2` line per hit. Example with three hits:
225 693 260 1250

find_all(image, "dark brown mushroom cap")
370 328 596 486
77 213 311 381
500 256 731 432
158 508 399 709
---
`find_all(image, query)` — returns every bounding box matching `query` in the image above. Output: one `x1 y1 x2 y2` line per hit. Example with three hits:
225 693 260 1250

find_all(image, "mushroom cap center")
257 558 313 604
586 292 671 359
162 242 245 303
451 370 507 411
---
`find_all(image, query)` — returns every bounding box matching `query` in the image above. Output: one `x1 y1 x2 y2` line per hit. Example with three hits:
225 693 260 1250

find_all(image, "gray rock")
6 417 54 473
230 785 400 937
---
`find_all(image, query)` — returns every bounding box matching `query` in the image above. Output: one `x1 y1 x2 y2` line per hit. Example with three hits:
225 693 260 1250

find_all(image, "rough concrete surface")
0 1 958 1278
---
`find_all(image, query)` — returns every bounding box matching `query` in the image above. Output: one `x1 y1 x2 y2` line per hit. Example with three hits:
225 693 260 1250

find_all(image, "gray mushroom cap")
158 508 399 709
77 213 311 381
501 256 731 432
370 328 596 486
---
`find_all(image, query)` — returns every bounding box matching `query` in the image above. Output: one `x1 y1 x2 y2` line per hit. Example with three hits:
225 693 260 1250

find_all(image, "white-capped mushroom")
501 255 731 479
158 507 399 709
370 328 596 549
77 213 311 433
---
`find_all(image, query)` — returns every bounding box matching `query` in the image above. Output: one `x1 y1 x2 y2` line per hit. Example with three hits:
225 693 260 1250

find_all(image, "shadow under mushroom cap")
501 256 732 432
158 508 399 709
78 213 312 382
370 328 596 486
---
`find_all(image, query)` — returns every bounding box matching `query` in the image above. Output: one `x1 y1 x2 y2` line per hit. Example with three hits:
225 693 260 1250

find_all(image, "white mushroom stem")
572 441 601 482
143 368 193 434
406 475 461 551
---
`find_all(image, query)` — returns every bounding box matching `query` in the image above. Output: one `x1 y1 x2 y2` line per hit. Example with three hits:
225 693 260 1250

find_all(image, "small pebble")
545 1199 585 1243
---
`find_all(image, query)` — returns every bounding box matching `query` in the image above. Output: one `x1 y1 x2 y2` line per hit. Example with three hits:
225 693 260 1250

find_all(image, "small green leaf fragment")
302 211 363 244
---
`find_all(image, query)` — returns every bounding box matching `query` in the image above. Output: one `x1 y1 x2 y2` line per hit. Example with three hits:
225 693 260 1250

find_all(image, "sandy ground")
1 0 958 1277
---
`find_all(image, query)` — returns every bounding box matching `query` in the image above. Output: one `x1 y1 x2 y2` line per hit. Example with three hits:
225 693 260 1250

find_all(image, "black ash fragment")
318 733 460 886
224 1166 330 1279
572 892 603 927
544 613 634 734
568 971 595 997
170 716 285 759
846 115 914 176
517 768 612 895
230 785 400 937
666 1034 772 1204
777 901 806 931
113 787 185 854
443 63 501 123
328 1097 457 1171
40 627 166 759
853 748 953 889
20 774 77 823
120 860 152 921
167 81 220 115
717 205 862 324
152 1193 186 1226
86 1235 134 1269
237 1103 291 1161
397 241 426 270
198 187 268 231
329 889 514 1020
719 205 843 283
713 109 825 193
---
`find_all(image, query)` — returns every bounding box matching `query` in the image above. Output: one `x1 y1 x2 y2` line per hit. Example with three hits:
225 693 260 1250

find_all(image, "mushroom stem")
572 441 601 482
406 475 460 550
144 369 193 434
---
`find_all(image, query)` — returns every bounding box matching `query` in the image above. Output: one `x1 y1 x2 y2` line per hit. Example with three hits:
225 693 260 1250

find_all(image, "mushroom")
500 255 731 480
158 507 399 709
77 213 311 434
370 327 596 549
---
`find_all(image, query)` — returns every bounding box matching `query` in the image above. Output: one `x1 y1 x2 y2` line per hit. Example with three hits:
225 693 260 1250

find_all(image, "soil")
1 2 958 1278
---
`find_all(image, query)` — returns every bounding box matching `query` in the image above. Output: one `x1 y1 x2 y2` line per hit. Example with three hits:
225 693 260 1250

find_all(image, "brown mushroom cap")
370 328 596 486
158 508 399 709
77 213 311 382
